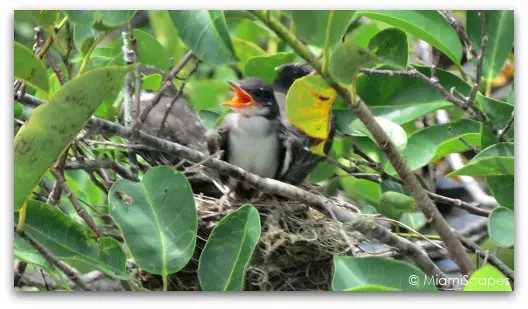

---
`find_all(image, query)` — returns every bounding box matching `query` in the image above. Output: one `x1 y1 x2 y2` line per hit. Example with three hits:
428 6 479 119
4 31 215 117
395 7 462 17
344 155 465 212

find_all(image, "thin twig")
498 111 514 142
448 126 480 153
439 10 478 59
16 229 93 291
454 231 514 282
133 51 195 130
64 159 138 182
14 261 28 287
157 59 200 135
467 11 488 107
360 67 490 125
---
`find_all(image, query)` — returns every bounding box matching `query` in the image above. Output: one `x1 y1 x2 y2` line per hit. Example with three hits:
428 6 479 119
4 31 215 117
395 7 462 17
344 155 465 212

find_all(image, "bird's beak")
223 82 255 108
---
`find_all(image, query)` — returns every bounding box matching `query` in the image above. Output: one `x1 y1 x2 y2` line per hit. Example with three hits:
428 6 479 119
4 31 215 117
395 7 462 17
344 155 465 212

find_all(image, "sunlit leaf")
286 74 336 143
464 264 512 292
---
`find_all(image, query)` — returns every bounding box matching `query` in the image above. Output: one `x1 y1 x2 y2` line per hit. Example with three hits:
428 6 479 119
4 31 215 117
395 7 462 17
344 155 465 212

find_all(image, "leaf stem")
162 274 168 291
321 10 335 74
77 31 111 76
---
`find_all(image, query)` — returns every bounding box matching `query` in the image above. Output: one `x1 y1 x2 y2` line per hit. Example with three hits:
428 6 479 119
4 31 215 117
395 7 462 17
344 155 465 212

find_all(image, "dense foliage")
14 10 514 291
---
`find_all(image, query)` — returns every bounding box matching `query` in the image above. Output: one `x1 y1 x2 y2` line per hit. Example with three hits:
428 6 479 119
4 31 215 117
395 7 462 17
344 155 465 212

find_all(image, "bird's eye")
253 88 264 99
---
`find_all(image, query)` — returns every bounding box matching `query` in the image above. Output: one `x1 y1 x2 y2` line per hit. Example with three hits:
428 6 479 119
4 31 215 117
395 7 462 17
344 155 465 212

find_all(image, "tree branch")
498 111 514 142
251 10 473 275
16 229 93 291
467 11 488 107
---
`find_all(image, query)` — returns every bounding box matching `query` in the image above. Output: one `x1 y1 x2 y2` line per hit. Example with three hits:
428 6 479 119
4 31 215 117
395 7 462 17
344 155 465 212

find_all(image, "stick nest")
134 193 365 291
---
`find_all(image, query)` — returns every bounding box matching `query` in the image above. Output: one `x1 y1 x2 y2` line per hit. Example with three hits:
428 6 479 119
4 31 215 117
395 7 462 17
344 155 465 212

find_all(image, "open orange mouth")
223 82 255 108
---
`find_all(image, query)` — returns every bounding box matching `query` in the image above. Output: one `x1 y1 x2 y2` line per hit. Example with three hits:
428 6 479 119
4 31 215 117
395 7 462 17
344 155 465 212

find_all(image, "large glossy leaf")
14 66 132 210
386 119 481 174
14 42 49 95
464 264 512 292
400 211 427 231
357 10 462 64
244 52 296 83
132 29 170 70
351 117 408 152
367 27 408 69
72 23 103 56
467 10 514 82
291 10 356 47
336 102 451 134
109 166 197 279
332 256 436 291
448 157 514 177
286 74 336 155
170 10 237 65
488 207 514 248
15 200 127 278
198 204 261 291
329 42 381 85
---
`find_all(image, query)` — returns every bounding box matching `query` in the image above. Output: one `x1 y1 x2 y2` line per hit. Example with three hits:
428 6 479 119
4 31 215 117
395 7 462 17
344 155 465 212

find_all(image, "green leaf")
353 117 408 152
198 204 261 291
488 207 514 248
357 10 462 64
96 10 136 29
131 29 170 70
286 74 336 154
345 284 401 291
170 10 238 65
479 97 514 147
244 52 296 83
338 160 381 205
73 23 102 56
14 66 132 210
367 28 408 69
379 191 416 219
329 42 381 85
332 256 436 291
336 102 451 134
448 157 513 177
108 166 197 278
346 23 382 48
14 42 49 95
464 264 512 291
291 10 356 47
507 82 514 105
15 200 127 278
467 10 514 82
232 37 267 70
187 80 230 112
400 211 427 231
149 10 186 61
386 119 481 174
141 74 163 92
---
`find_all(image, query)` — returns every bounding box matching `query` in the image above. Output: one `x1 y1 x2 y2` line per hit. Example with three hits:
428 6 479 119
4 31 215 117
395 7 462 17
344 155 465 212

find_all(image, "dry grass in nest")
135 193 367 291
